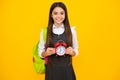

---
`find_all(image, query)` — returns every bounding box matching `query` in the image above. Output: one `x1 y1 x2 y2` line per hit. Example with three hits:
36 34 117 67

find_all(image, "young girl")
38 2 78 80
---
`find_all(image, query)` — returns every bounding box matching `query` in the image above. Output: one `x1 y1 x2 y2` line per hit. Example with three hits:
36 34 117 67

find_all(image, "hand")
45 47 55 56
66 47 75 56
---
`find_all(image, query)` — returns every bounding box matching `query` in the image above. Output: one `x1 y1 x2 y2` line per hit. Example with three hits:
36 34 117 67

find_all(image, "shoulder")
70 26 76 34
39 27 47 36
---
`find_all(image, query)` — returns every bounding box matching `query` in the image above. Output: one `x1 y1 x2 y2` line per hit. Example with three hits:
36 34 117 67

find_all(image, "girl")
38 2 78 80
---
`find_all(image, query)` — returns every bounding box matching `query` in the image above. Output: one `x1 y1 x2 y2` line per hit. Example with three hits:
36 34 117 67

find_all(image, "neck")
54 23 63 28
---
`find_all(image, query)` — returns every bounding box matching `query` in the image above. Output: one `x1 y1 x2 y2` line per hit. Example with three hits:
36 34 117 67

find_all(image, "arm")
41 48 55 57
38 29 45 58
72 27 79 56
66 27 79 57
38 29 55 58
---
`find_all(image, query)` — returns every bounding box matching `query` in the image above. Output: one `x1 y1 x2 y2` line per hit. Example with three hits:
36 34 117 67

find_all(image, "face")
51 7 65 27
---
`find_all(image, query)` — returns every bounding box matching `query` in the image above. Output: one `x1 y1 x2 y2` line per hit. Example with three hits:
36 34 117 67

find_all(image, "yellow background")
0 0 120 80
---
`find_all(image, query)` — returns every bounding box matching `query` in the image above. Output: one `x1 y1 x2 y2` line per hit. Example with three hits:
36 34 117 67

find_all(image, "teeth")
57 19 61 20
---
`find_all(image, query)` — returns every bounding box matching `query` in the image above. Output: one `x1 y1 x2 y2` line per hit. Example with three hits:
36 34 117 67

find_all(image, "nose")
57 14 61 18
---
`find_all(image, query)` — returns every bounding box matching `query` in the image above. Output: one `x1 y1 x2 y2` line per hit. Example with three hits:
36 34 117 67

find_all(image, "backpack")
33 28 47 74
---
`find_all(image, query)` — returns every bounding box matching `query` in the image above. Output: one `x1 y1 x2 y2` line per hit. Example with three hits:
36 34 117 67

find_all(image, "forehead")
52 7 65 12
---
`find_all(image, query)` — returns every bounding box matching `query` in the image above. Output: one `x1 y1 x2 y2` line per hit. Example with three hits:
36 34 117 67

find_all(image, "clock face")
56 46 66 56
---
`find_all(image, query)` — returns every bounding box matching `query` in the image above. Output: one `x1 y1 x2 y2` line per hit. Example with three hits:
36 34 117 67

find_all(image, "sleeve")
38 29 45 58
71 27 79 56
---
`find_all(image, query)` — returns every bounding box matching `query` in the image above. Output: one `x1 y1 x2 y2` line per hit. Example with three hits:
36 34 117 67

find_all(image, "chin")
56 21 63 24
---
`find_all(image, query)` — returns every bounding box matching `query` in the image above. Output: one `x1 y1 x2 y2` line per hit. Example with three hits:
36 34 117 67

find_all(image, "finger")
53 49 55 53
66 50 70 54
68 47 73 50
48 48 55 55
49 48 54 50
47 48 53 52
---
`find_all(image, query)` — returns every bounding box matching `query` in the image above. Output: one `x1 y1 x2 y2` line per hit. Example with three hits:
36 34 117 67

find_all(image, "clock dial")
56 46 66 56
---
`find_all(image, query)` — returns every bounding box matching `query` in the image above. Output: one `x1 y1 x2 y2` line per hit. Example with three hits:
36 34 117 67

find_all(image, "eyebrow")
53 11 65 13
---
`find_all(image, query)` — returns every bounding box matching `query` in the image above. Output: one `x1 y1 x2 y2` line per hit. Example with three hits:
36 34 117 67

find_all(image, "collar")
53 24 64 29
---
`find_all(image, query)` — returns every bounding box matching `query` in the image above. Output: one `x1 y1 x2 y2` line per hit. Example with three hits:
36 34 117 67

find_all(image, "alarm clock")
54 40 67 56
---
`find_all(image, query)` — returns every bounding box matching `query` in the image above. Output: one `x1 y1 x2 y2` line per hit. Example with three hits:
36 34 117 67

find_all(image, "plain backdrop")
0 0 120 80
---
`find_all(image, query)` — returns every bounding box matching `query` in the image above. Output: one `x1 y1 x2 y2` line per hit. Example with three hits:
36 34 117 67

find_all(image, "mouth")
56 18 63 21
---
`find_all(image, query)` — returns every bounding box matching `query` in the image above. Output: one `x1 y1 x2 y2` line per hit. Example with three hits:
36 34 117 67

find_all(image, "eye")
60 12 64 15
54 12 58 15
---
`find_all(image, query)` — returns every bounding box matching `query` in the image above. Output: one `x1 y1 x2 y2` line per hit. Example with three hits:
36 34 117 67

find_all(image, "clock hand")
60 48 62 52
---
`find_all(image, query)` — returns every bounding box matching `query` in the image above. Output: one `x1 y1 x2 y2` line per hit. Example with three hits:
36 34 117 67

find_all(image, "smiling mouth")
56 19 63 21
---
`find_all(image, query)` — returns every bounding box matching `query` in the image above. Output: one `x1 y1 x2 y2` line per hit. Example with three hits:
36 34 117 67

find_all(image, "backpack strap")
42 28 47 42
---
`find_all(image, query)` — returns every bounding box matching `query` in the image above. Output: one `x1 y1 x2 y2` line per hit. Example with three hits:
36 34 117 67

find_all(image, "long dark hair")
45 2 72 48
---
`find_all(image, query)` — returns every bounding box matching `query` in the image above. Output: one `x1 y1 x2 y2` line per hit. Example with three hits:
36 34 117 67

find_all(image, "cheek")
51 16 56 21
52 15 57 19
62 15 65 19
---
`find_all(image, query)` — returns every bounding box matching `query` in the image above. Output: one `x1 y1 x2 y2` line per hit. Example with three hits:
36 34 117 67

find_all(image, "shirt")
38 24 78 58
